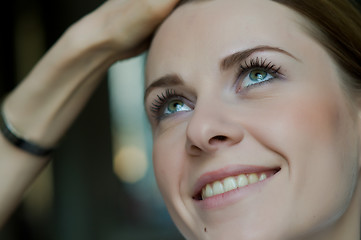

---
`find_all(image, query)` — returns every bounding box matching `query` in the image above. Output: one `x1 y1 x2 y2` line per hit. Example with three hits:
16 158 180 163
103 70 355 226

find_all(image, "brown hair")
175 0 361 91
272 0 361 92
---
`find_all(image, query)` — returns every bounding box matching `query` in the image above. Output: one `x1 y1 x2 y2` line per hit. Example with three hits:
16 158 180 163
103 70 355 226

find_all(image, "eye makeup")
235 57 283 93
150 89 193 121
147 55 285 122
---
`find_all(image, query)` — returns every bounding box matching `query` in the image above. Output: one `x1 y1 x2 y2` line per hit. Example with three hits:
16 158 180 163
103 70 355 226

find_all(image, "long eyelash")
240 57 281 74
150 89 177 115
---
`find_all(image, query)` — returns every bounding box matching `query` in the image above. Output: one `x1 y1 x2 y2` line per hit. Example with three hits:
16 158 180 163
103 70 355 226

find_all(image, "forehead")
146 0 304 85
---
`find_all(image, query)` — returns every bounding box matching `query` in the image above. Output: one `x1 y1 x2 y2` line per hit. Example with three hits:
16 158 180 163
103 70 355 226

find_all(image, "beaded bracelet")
0 107 54 157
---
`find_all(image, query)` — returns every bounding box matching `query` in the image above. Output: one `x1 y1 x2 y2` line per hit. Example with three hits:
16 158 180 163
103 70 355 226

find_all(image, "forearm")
0 0 180 227
0 134 48 227
3 0 178 146
0 23 115 228
3 27 116 147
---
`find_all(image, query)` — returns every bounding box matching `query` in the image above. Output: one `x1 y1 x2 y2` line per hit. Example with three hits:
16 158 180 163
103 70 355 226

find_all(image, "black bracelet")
0 108 54 157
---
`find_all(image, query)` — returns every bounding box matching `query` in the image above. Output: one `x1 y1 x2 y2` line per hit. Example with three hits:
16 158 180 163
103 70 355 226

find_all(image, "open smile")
193 166 281 202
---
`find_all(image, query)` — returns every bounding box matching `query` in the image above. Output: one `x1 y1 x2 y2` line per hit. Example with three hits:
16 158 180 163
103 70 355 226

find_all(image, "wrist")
3 22 118 147
0 103 55 157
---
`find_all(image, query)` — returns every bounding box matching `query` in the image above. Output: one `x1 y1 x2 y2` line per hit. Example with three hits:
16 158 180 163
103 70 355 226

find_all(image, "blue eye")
163 99 192 115
237 58 281 92
150 89 193 120
241 68 275 88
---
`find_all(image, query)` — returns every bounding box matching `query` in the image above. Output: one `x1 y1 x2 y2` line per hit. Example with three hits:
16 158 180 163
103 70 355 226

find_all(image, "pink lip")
192 165 280 206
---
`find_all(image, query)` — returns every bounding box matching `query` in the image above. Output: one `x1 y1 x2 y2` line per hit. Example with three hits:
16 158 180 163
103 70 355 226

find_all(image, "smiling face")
145 0 361 239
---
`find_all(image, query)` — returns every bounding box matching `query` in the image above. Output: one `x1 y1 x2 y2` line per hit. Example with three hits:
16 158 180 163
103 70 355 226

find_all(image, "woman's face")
145 0 361 239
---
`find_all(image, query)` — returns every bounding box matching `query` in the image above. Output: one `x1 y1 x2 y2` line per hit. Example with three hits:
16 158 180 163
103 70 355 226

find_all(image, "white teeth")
248 173 259 184
201 172 269 200
202 184 214 199
223 177 238 192
205 184 213 197
259 173 267 181
213 181 224 195
237 174 249 187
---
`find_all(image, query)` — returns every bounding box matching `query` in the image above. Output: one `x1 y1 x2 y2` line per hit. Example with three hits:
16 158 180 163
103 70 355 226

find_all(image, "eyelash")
239 57 281 74
149 57 282 121
237 57 282 90
150 89 179 119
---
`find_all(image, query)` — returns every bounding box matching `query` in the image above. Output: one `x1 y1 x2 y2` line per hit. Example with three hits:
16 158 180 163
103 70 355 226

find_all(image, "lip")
192 165 281 209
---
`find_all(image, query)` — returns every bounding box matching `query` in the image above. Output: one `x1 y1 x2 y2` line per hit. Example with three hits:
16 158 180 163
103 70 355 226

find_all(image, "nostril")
209 135 228 144
214 135 227 141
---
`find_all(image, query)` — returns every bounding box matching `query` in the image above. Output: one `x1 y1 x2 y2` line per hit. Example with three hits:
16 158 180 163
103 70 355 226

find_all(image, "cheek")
235 72 360 237
281 89 358 171
280 94 356 182
152 129 200 239
152 128 186 202
257 86 360 230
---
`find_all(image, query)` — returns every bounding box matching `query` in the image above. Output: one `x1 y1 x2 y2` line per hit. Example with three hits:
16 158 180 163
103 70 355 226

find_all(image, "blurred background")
0 0 183 239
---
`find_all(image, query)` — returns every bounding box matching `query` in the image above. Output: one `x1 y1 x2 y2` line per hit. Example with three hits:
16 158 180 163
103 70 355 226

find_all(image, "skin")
145 0 361 239
0 0 180 227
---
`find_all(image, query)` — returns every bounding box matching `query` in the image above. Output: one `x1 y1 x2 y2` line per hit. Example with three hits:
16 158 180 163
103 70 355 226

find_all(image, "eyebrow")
221 45 299 70
145 45 299 101
144 74 184 102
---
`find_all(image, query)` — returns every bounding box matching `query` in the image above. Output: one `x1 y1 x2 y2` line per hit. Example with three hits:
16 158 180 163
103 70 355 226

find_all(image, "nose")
185 99 245 156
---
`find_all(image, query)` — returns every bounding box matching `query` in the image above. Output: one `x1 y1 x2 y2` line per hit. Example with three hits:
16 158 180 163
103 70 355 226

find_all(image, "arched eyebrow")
144 74 184 102
145 45 299 101
221 45 299 70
